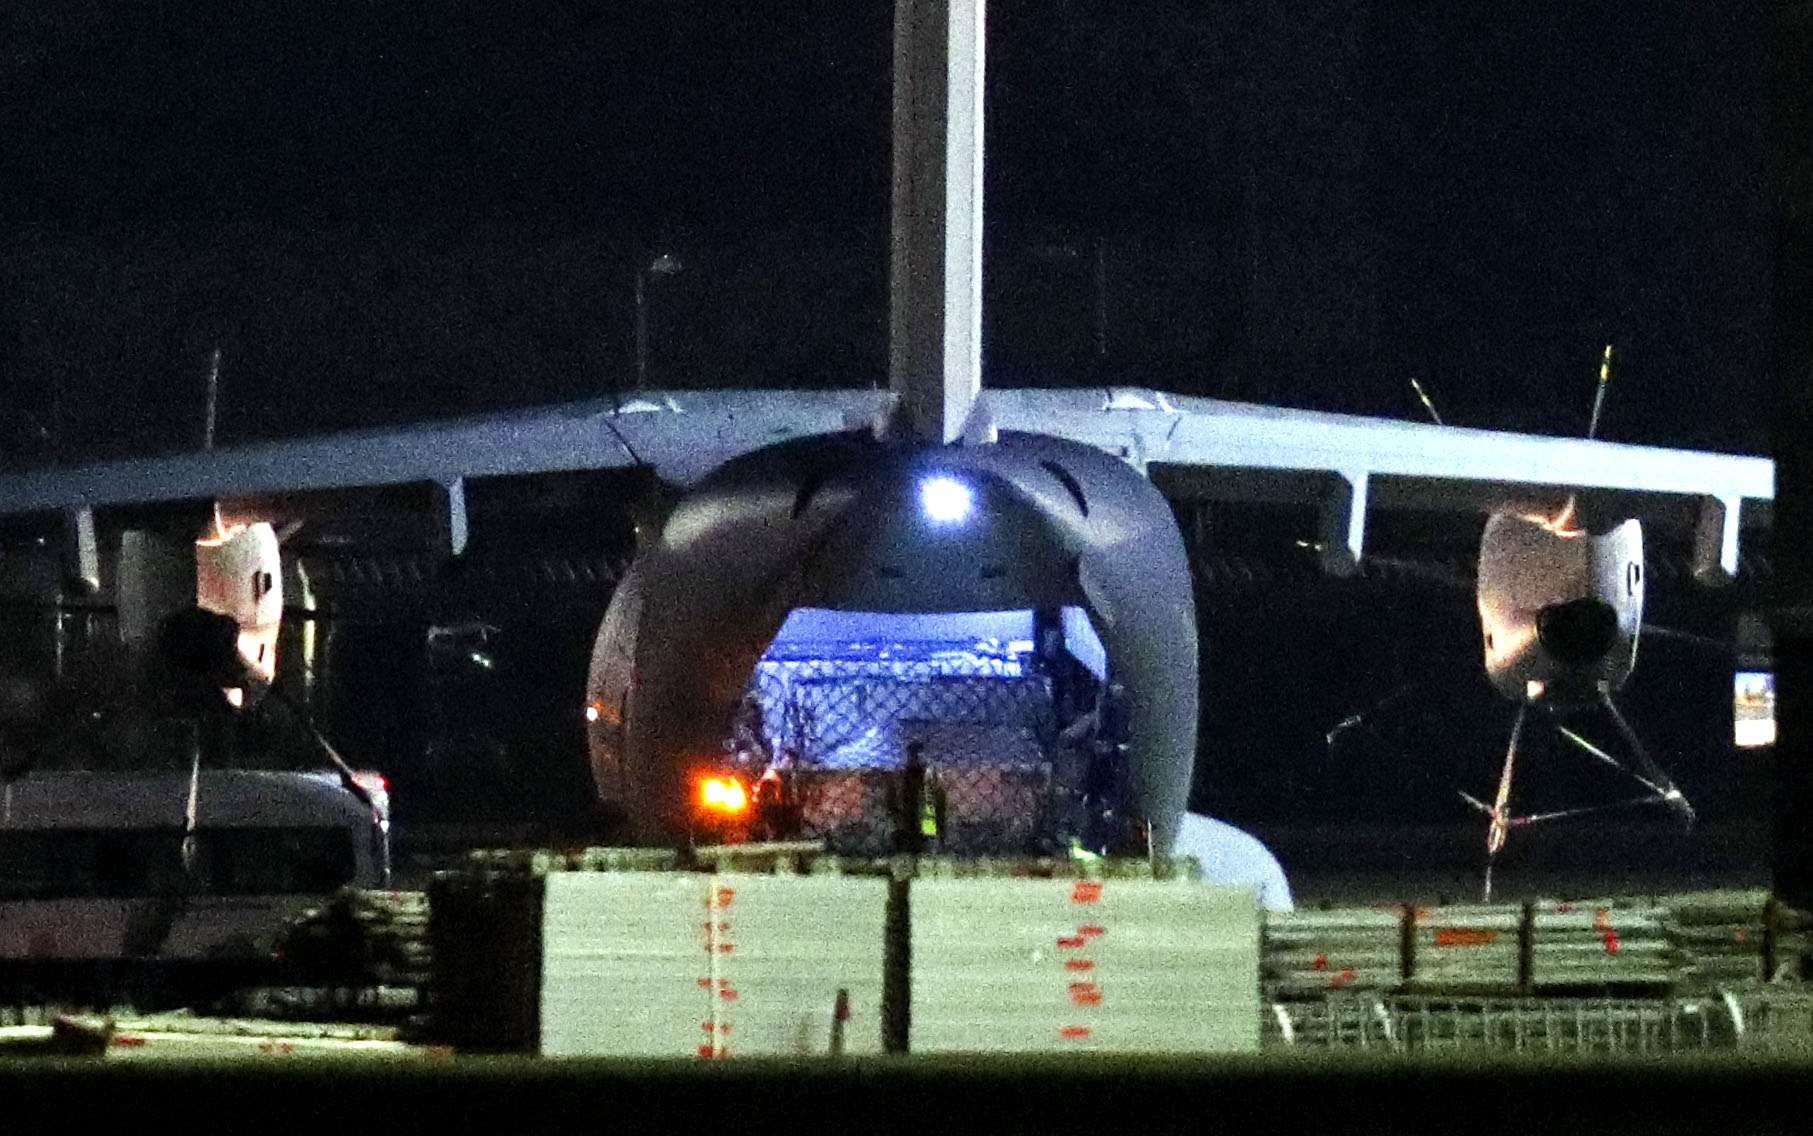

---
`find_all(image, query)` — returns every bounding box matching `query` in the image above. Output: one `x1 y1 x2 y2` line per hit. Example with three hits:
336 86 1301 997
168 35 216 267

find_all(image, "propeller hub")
1536 597 1619 665
156 607 247 688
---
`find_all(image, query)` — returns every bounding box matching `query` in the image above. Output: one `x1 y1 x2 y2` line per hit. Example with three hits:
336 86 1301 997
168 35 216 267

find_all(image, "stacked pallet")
276 889 434 992
1263 900 1690 995
352 890 433 987
436 845 872 1053
12 1013 449 1061
463 842 905 877
539 873 889 1058
1778 903 1813 982
1262 907 1403 996
1528 901 1673 990
463 846 682 874
1655 889 1813 988
1664 890 1768 987
229 985 423 1021
910 877 1260 1053
1406 905 1522 990
910 854 1202 880
427 870 547 1052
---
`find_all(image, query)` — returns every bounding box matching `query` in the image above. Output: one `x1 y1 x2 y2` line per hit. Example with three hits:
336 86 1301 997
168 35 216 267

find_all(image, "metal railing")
1265 988 1813 1055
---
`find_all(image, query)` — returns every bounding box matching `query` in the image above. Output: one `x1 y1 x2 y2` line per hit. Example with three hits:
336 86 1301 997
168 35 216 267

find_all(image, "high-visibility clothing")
897 760 945 851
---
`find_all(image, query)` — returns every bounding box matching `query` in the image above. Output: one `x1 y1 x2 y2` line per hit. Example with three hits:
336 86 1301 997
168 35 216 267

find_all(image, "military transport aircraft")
0 0 1774 907
0 385 1771 873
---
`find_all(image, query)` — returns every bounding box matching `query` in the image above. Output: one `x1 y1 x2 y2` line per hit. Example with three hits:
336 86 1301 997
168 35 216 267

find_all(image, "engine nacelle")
1477 510 1644 706
196 522 284 690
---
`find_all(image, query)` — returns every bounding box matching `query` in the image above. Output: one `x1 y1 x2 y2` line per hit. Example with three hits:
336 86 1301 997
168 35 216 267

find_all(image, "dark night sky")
0 1 1777 464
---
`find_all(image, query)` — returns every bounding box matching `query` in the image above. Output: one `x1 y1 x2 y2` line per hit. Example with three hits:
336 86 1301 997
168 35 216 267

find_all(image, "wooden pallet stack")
910 874 1260 1053
1660 890 1813 988
268 888 435 1019
1262 907 1404 996
1527 901 1673 991
539 872 890 1058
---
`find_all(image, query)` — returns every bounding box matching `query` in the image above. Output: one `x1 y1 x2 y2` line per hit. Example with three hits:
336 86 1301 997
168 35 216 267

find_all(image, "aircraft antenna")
1408 377 1444 426
1547 343 1614 531
204 346 228 539
1586 343 1613 441
203 345 222 452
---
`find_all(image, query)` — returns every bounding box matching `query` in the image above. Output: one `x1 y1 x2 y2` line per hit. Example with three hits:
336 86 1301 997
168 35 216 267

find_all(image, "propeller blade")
1326 682 1423 747
1556 725 1673 799
1509 795 1675 826
1485 704 1526 856
1640 624 1735 656
1458 789 1495 816
1326 713 1364 747
1597 692 1697 829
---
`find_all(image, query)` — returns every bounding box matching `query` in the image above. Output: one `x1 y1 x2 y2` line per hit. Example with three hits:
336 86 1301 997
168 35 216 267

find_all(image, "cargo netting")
739 643 1109 856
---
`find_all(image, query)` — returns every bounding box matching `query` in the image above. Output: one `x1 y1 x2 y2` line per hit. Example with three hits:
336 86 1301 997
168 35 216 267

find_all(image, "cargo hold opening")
722 606 1122 855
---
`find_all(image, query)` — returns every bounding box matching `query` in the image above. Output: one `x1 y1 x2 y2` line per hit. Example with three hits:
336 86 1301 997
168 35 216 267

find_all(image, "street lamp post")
634 252 683 391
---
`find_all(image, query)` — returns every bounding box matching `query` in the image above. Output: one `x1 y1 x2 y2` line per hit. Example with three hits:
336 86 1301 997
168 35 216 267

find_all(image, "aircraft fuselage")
585 430 1198 852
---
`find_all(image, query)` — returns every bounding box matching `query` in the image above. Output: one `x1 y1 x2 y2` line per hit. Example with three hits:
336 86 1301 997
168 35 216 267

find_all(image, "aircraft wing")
0 390 891 515
992 388 1771 579
0 387 1771 577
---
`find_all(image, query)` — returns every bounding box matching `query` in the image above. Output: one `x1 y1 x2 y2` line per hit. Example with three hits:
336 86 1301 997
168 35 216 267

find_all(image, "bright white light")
919 476 973 523
1736 719 1777 748
1735 671 1775 748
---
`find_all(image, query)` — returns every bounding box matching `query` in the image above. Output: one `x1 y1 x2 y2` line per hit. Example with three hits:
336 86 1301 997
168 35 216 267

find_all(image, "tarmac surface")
1252 818 1775 907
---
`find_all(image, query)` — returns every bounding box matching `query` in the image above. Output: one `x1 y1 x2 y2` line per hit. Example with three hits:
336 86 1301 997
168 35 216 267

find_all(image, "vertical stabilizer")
889 0 985 444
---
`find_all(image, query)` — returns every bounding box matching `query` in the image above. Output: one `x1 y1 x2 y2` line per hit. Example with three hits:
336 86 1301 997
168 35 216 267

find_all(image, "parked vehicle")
0 769 389 982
